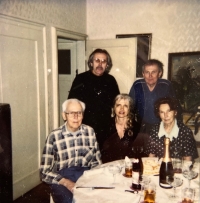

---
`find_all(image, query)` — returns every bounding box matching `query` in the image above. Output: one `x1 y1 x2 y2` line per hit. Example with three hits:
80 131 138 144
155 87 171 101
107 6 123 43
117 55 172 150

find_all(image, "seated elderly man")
40 99 102 203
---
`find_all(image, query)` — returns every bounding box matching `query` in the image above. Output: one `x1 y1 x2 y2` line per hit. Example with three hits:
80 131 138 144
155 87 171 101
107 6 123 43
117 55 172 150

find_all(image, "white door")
58 40 76 126
0 16 47 199
86 38 137 93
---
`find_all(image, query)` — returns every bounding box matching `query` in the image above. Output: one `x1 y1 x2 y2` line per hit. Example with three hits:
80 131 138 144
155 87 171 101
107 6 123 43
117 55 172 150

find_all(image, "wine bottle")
132 146 143 179
159 137 174 189
132 158 141 190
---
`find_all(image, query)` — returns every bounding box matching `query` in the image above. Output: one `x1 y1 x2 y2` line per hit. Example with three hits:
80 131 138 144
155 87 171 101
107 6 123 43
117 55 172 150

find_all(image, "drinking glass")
108 164 121 184
181 187 195 203
139 176 151 191
182 169 198 188
172 145 182 173
172 157 182 173
125 161 132 177
143 182 156 203
166 175 182 199
172 145 181 157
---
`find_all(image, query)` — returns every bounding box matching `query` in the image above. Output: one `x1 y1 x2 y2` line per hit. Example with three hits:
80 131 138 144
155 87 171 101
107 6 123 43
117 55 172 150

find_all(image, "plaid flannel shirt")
40 123 102 184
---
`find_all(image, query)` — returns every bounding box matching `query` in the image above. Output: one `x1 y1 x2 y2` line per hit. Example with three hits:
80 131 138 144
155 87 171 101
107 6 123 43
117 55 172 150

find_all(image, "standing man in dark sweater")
68 49 120 150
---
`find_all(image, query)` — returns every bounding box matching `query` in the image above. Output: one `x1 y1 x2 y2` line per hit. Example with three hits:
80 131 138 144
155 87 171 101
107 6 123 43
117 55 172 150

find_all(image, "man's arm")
90 140 102 168
129 83 135 101
85 127 102 168
68 75 83 99
40 134 63 185
111 77 120 97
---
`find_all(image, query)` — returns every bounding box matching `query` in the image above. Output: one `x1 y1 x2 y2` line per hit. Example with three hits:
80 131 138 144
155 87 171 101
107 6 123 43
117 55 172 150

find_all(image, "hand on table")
59 178 75 193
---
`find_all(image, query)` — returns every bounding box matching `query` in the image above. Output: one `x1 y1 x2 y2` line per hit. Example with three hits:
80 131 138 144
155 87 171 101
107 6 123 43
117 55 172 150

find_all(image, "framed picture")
168 51 200 135
116 33 152 78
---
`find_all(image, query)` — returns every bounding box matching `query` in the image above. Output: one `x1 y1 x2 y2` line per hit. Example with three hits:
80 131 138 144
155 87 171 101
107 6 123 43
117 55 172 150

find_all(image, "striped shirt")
40 123 102 184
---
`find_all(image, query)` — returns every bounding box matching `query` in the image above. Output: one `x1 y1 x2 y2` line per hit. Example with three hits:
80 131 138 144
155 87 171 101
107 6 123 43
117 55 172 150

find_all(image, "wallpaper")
87 0 200 78
0 0 86 33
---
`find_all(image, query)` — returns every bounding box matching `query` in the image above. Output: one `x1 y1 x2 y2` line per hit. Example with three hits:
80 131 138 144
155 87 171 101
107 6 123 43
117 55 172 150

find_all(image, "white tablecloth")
73 160 199 203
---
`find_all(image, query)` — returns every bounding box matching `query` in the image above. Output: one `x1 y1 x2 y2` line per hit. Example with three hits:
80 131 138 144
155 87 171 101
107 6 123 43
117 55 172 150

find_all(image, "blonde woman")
101 94 140 163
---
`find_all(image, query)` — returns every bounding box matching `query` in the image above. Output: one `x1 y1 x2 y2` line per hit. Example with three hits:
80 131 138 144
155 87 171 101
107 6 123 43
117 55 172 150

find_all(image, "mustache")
95 66 103 70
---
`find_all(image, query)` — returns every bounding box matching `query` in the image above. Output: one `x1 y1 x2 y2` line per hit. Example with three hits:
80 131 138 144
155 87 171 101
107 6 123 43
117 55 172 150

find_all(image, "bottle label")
132 171 139 184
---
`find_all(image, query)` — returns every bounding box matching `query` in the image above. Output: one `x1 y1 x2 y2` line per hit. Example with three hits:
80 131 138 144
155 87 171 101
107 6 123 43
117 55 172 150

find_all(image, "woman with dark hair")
101 94 140 163
146 97 198 161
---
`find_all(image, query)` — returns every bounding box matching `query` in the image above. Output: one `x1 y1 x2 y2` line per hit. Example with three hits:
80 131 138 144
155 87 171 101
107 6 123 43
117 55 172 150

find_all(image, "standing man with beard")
68 49 120 150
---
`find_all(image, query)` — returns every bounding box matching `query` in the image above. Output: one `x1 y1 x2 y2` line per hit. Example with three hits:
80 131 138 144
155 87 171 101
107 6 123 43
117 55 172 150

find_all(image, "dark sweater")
68 71 120 150
129 78 177 124
101 117 140 163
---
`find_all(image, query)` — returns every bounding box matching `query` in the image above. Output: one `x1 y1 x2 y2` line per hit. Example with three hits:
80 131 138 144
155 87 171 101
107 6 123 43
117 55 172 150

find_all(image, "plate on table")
142 157 160 175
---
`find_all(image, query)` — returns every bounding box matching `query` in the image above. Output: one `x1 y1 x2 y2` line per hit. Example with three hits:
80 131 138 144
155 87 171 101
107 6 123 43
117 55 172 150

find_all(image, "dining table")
73 159 200 203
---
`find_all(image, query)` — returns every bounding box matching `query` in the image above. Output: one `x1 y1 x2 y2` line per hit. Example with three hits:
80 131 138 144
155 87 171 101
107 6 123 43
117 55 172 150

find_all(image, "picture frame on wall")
168 51 200 81
168 51 200 138
116 33 152 78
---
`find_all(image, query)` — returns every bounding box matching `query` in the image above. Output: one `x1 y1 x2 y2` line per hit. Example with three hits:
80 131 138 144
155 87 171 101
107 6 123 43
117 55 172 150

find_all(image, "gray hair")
62 99 86 112
142 59 164 78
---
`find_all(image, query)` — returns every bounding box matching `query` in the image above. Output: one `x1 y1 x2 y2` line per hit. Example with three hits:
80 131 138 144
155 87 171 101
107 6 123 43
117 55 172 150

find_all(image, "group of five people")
40 49 198 203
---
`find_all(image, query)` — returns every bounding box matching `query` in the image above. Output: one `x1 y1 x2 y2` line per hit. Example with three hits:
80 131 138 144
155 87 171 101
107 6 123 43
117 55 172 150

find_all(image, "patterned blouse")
146 120 198 159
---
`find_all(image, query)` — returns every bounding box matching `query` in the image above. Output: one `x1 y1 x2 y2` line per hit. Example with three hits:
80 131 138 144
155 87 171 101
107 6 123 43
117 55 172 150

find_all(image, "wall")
86 0 200 79
0 0 86 33
0 0 87 198
0 0 87 132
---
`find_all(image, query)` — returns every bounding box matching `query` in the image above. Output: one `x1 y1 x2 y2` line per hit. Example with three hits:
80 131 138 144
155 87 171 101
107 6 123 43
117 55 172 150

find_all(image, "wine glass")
182 168 198 188
108 164 121 184
166 175 182 199
172 145 181 158
172 146 182 173
139 175 151 197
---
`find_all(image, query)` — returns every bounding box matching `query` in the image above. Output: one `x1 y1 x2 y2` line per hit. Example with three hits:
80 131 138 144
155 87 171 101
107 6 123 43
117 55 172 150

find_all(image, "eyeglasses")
93 58 107 65
65 111 83 117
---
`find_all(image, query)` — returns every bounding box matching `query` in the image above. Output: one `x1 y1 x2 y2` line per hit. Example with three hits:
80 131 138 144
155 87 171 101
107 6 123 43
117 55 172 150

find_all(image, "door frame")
51 27 87 129
58 41 77 126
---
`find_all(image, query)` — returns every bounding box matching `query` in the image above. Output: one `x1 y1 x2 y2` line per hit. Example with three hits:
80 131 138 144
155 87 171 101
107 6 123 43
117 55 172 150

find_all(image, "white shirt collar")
158 119 179 141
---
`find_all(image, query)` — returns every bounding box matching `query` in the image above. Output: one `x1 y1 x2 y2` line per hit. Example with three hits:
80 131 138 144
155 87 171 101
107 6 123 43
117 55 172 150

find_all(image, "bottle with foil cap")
132 158 141 190
159 137 174 189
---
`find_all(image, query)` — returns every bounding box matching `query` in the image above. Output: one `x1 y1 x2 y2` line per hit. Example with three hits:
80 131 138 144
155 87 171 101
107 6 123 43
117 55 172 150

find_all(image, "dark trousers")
49 166 90 203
